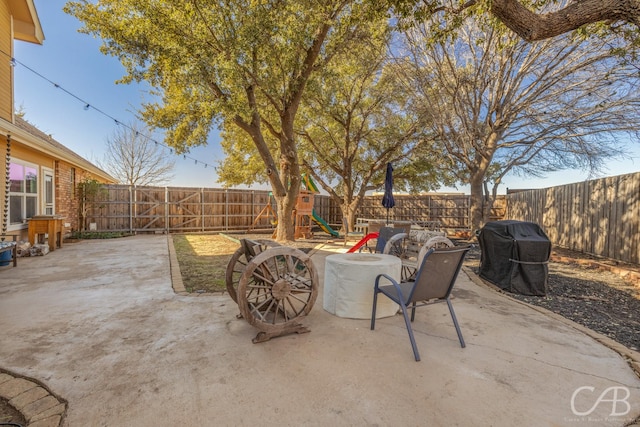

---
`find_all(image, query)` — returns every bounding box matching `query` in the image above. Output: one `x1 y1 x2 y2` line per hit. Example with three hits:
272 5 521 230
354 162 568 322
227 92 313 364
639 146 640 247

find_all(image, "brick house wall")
55 160 105 234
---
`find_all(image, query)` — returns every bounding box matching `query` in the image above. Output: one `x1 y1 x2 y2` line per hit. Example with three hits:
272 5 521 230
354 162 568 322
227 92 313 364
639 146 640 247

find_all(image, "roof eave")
0 119 117 183
11 0 45 45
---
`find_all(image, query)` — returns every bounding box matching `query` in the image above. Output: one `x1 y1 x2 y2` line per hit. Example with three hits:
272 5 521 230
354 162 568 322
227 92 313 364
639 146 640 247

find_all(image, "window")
9 161 38 225
43 169 54 215
71 167 76 197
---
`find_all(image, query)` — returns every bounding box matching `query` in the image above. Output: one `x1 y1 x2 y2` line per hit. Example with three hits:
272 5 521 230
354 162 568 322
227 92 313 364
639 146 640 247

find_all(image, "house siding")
10 142 110 236
11 141 53 168
0 1 13 122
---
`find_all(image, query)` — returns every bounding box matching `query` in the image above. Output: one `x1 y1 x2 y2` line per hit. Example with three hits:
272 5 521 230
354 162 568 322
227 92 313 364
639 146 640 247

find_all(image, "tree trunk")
482 179 502 226
273 192 296 241
491 0 640 42
469 173 486 234
341 202 359 232
272 125 301 242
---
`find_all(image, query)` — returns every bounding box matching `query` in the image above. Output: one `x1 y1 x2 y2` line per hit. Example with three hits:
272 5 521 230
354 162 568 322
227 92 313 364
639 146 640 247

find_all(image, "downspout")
2 134 10 241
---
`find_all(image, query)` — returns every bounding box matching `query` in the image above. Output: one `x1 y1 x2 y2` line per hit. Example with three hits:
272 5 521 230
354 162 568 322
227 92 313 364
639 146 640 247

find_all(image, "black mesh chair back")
374 227 407 254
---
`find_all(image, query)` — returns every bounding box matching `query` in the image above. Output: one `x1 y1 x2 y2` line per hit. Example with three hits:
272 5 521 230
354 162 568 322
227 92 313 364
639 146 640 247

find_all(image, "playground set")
247 172 406 254
249 174 340 239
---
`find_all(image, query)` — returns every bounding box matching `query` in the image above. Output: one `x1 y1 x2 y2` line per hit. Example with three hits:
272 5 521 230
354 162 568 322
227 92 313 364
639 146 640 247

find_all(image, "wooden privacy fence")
85 174 640 265
86 186 274 233
358 193 505 229
506 171 640 265
84 185 505 234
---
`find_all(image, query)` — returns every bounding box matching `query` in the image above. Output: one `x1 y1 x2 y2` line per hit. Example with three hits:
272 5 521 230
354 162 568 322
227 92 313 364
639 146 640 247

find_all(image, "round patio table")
323 253 401 319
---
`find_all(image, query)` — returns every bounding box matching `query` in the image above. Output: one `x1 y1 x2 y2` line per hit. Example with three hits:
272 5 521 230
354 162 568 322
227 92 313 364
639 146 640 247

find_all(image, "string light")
1 48 216 170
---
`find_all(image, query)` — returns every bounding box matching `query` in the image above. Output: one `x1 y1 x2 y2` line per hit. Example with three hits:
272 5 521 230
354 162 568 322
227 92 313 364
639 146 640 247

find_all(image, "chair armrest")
375 273 397 289
375 273 408 304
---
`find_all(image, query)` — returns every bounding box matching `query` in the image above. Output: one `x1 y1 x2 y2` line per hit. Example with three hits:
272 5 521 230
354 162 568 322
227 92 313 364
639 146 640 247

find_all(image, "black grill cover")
478 220 551 296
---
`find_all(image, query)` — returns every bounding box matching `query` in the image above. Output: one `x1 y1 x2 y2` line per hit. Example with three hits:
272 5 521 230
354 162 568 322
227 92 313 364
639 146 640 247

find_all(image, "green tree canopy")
297 30 446 230
217 19 454 230
65 0 389 241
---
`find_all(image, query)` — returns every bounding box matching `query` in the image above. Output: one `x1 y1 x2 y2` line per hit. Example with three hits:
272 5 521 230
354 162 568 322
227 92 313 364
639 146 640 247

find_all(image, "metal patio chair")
342 217 365 246
367 226 407 255
401 235 455 282
371 245 473 361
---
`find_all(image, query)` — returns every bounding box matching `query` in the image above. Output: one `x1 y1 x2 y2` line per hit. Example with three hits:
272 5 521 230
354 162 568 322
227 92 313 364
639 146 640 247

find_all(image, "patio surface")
0 234 639 426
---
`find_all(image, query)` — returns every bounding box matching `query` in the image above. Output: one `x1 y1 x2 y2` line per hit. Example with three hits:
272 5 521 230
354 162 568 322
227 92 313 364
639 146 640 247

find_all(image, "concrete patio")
0 234 638 426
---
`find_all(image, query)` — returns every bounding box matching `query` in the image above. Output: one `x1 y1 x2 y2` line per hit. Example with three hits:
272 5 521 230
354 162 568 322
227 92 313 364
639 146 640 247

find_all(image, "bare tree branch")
98 123 175 186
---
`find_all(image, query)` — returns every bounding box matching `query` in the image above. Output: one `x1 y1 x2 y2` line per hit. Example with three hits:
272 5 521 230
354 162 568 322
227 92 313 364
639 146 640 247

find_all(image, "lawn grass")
172 234 240 293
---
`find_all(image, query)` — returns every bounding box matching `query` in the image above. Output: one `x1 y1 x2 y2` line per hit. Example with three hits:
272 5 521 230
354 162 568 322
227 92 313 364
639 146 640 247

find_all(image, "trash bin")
0 248 11 266
478 220 551 296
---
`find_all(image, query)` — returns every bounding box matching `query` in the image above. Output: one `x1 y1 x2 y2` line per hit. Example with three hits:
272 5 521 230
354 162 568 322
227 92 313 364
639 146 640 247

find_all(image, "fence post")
225 188 229 231
165 187 169 234
128 185 133 233
201 188 205 232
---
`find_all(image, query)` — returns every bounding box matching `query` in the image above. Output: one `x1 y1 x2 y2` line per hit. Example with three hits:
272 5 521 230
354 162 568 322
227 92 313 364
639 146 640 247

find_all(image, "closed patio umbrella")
381 163 395 224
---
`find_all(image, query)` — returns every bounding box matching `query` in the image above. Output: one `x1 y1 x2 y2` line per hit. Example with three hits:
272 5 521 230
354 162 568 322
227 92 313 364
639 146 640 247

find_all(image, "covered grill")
478 220 551 296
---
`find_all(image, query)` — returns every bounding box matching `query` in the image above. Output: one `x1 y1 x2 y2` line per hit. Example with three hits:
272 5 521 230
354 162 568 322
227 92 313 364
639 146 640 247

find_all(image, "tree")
65 0 389 241
217 20 451 231
217 22 455 231
77 178 108 232
98 123 175 186
388 0 640 42
396 15 640 231
296 33 447 231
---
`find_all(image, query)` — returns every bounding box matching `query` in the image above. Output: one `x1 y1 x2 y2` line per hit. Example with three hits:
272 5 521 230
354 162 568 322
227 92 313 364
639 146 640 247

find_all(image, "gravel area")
464 245 640 352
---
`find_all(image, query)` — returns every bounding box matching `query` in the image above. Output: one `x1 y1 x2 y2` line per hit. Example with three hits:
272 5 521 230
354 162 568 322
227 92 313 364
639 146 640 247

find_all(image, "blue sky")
12 1 640 193
13 1 224 188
